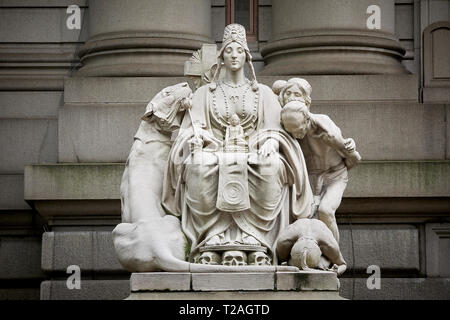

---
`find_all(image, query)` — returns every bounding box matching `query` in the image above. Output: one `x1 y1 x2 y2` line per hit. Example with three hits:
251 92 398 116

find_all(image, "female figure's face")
223 42 246 72
283 83 306 105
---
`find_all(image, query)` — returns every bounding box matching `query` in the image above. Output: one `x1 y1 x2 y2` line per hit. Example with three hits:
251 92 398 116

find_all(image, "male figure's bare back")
300 114 347 173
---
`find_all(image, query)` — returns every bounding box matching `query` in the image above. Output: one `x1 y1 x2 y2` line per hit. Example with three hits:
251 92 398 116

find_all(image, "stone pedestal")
77 0 212 76
24 162 450 299
260 0 408 75
126 271 345 300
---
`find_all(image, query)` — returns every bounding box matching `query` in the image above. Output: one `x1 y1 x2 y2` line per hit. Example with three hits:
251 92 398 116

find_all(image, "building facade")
0 0 449 300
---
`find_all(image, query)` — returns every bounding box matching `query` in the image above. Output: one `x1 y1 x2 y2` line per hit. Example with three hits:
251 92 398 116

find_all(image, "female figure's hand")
188 135 204 152
258 138 279 157
180 92 193 112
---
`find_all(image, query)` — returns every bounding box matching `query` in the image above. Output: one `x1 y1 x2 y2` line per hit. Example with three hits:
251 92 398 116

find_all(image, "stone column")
260 0 408 75
77 0 212 76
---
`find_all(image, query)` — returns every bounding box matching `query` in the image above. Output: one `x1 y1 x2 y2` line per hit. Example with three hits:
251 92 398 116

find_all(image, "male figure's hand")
344 138 356 152
331 263 347 276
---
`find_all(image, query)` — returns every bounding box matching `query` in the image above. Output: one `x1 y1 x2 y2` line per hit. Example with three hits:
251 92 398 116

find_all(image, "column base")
260 33 408 75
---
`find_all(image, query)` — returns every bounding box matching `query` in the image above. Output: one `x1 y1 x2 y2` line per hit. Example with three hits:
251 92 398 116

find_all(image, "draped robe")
161 83 313 261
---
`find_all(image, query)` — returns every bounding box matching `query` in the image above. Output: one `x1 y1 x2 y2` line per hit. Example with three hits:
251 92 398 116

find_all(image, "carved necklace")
217 81 251 119
222 80 249 89
211 81 259 133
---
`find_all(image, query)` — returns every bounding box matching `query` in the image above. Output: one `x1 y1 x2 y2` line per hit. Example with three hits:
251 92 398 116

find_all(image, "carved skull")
248 252 272 266
195 251 221 265
221 251 247 266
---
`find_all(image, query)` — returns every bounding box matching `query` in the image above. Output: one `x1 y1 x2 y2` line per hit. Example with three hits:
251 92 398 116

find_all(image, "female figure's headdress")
209 24 258 92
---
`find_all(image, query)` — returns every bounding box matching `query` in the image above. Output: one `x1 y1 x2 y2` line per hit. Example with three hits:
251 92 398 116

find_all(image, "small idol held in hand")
225 113 248 152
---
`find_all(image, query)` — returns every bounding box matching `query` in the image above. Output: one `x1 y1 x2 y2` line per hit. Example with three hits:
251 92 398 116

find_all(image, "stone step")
126 291 345 300
38 226 423 275
24 161 450 202
40 280 129 300
23 161 450 225
38 277 450 300
64 74 418 104
57 101 449 162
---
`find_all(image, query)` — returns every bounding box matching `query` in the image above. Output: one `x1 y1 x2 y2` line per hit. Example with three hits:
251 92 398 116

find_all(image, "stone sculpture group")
113 24 361 276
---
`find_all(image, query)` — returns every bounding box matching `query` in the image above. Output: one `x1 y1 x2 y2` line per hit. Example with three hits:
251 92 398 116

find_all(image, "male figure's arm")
311 114 361 169
315 221 347 275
